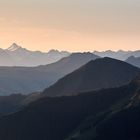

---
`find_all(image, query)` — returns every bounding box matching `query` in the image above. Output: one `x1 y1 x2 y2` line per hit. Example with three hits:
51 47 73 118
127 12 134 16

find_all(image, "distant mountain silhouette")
94 50 140 60
0 53 99 95
0 75 139 140
7 43 23 51
0 44 140 66
126 56 140 68
43 57 140 97
0 43 70 66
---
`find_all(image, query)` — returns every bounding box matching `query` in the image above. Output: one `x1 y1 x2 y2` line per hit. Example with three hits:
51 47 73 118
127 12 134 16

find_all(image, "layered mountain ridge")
43 57 140 97
94 50 140 60
0 46 139 140
0 72 139 140
0 43 70 66
0 52 99 95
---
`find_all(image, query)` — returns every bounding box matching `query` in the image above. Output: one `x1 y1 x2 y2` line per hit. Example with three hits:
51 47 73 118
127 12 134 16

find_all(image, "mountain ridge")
0 43 70 66
43 57 140 97
0 74 139 140
0 52 99 95
94 50 140 60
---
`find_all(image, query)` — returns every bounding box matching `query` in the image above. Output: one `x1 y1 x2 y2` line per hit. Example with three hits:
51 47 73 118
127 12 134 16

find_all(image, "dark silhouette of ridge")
0 76 139 140
67 77 140 140
43 57 140 97
0 57 139 140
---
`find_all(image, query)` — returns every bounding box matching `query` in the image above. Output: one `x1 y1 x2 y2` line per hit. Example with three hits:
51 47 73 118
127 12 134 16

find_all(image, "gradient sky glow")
0 0 140 52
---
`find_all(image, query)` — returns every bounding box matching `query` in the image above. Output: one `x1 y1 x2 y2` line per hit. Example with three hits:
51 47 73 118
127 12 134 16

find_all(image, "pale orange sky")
0 0 140 52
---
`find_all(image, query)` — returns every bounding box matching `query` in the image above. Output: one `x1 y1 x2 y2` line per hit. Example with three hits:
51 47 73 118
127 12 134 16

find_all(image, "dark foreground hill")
66 77 140 140
43 57 140 97
94 77 140 140
0 77 139 140
0 93 40 116
0 53 99 95
0 94 27 115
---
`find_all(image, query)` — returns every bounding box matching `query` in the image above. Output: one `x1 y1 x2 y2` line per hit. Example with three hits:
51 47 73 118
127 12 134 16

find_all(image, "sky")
0 0 140 52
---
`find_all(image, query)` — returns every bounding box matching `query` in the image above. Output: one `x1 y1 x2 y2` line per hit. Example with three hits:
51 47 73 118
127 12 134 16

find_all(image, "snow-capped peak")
7 43 22 51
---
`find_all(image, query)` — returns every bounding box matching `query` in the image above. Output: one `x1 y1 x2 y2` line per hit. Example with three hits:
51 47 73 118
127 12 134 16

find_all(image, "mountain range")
94 50 140 60
0 44 140 140
0 70 139 140
0 52 99 95
0 44 140 66
0 56 139 116
0 43 70 66
43 57 140 97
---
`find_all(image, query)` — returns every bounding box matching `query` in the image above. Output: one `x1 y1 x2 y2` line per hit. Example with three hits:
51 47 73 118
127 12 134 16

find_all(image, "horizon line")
1 42 140 53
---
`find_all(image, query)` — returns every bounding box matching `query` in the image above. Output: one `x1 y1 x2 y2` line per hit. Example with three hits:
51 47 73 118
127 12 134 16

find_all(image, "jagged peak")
7 43 22 51
48 49 60 53
48 49 70 54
